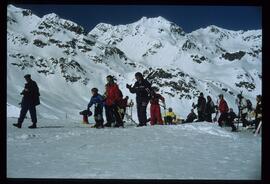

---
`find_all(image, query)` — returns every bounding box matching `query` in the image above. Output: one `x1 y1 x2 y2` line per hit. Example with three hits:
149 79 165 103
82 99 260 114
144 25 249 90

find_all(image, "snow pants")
136 99 149 126
241 113 249 127
218 112 227 127
205 113 212 122
197 110 205 122
150 104 163 125
94 106 104 128
18 102 37 125
106 104 123 126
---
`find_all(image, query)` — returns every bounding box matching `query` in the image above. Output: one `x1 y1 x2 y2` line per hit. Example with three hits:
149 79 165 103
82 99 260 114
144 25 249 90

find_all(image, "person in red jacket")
104 75 124 127
149 88 165 125
218 94 229 127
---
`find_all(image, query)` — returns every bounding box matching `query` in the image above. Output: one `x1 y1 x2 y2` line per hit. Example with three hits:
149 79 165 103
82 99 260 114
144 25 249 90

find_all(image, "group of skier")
13 73 262 134
191 92 262 133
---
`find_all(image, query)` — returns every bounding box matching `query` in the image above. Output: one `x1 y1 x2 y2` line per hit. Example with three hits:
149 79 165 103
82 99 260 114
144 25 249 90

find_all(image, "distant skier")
236 93 249 128
87 88 104 128
226 108 237 132
104 75 124 128
217 94 229 127
164 107 177 125
183 109 197 123
149 88 165 125
13 74 40 129
193 92 206 122
79 109 92 124
253 95 262 134
126 72 152 127
204 96 216 122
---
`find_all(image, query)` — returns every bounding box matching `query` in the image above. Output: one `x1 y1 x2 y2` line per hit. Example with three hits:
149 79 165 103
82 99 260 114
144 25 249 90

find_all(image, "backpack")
246 99 252 111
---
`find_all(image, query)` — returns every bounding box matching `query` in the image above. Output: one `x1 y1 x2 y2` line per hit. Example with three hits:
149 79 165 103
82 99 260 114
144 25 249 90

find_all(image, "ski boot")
13 123 22 128
28 123 37 129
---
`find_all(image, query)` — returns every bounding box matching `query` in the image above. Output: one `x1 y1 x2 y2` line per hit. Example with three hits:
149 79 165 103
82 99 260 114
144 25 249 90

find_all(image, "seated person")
183 109 197 123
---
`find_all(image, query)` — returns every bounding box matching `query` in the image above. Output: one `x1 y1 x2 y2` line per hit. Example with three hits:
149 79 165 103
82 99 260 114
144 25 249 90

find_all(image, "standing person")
217 94 229 127
149 89 165 125
13 74 40 129
87 88 104 128
193 92 206 122
236 93 249 128
253 95 262 134
227 108 237 132
204 96 215 122
126 72 152 127
104 75 124 128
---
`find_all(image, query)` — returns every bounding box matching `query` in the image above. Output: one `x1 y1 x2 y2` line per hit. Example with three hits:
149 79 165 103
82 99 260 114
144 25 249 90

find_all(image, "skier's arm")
87 97 95 111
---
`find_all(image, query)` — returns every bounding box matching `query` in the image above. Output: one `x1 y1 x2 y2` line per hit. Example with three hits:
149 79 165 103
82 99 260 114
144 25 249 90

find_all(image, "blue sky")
14 4 261 33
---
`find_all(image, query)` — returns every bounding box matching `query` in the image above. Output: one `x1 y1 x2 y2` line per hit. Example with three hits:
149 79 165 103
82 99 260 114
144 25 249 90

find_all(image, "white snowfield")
7 117 261 179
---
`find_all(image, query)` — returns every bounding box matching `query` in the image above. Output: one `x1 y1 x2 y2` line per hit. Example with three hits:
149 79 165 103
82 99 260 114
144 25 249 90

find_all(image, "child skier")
149 88 165 125
87 88 104 128
164 107 177 125
79 109 92 124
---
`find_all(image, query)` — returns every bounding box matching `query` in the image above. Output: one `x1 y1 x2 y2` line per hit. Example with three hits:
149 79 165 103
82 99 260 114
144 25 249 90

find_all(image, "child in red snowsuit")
150 91 165 125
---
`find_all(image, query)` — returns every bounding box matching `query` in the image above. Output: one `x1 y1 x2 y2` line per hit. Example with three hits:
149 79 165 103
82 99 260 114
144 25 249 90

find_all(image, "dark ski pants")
105 105 115 124
197 111 204 122
205 113 212 122
137 100 149 126
18 103 37 125
107 104 123 126
94 107 104 128
218 112 227 127
241 113 249 127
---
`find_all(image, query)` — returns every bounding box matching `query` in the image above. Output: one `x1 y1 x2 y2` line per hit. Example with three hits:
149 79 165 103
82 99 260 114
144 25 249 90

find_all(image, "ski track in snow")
7 117 261 179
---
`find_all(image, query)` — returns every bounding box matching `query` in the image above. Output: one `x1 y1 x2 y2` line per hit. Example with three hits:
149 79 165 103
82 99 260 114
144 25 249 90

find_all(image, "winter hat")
219 94 224 98
135 72 143 78
91 88 98 93
24 74 31 79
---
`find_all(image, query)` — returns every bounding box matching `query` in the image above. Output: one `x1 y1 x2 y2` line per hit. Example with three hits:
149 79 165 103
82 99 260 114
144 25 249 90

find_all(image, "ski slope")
7 117 261 179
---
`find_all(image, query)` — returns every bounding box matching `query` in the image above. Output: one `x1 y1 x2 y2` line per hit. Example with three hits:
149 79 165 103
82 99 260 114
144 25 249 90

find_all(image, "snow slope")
7 5 261 120
7 117 261 179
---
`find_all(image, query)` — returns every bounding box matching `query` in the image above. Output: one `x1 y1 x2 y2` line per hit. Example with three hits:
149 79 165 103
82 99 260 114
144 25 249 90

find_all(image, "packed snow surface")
7 118 261 179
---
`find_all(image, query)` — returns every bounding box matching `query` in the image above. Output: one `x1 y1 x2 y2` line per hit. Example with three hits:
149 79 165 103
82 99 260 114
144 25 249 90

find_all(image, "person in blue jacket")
87 88 104 128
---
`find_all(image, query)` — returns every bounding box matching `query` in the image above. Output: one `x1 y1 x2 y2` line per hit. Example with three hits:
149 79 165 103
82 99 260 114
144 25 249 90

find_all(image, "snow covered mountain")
7 4 262 121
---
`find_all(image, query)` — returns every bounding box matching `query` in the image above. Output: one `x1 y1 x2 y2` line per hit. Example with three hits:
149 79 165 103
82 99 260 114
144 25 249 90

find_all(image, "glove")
126 84 131 89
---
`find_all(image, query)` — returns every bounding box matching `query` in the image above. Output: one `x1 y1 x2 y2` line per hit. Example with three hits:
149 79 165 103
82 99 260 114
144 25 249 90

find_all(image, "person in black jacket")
204 95 215 122
253 95 262 134
193 92 206 122
126 72 152 127
227 108 237 132
13 74 40 129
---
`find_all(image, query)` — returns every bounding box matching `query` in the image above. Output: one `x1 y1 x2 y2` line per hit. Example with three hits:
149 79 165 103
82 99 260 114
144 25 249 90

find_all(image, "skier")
13 74 40 129
217 94 229 127
253 95 262 134
104 75 124 128
164 107 177 125
87 88 104 128
149 88 165 125
117 96 129 120
193 92 206 122
204 95 215 122
236 93 249 128
126 72 152 127
226 108 237 132
79 109 93 124
183 109 197 123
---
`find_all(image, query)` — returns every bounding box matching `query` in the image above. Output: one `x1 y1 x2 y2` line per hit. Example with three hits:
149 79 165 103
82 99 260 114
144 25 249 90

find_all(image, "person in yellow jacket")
164 107 177 125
